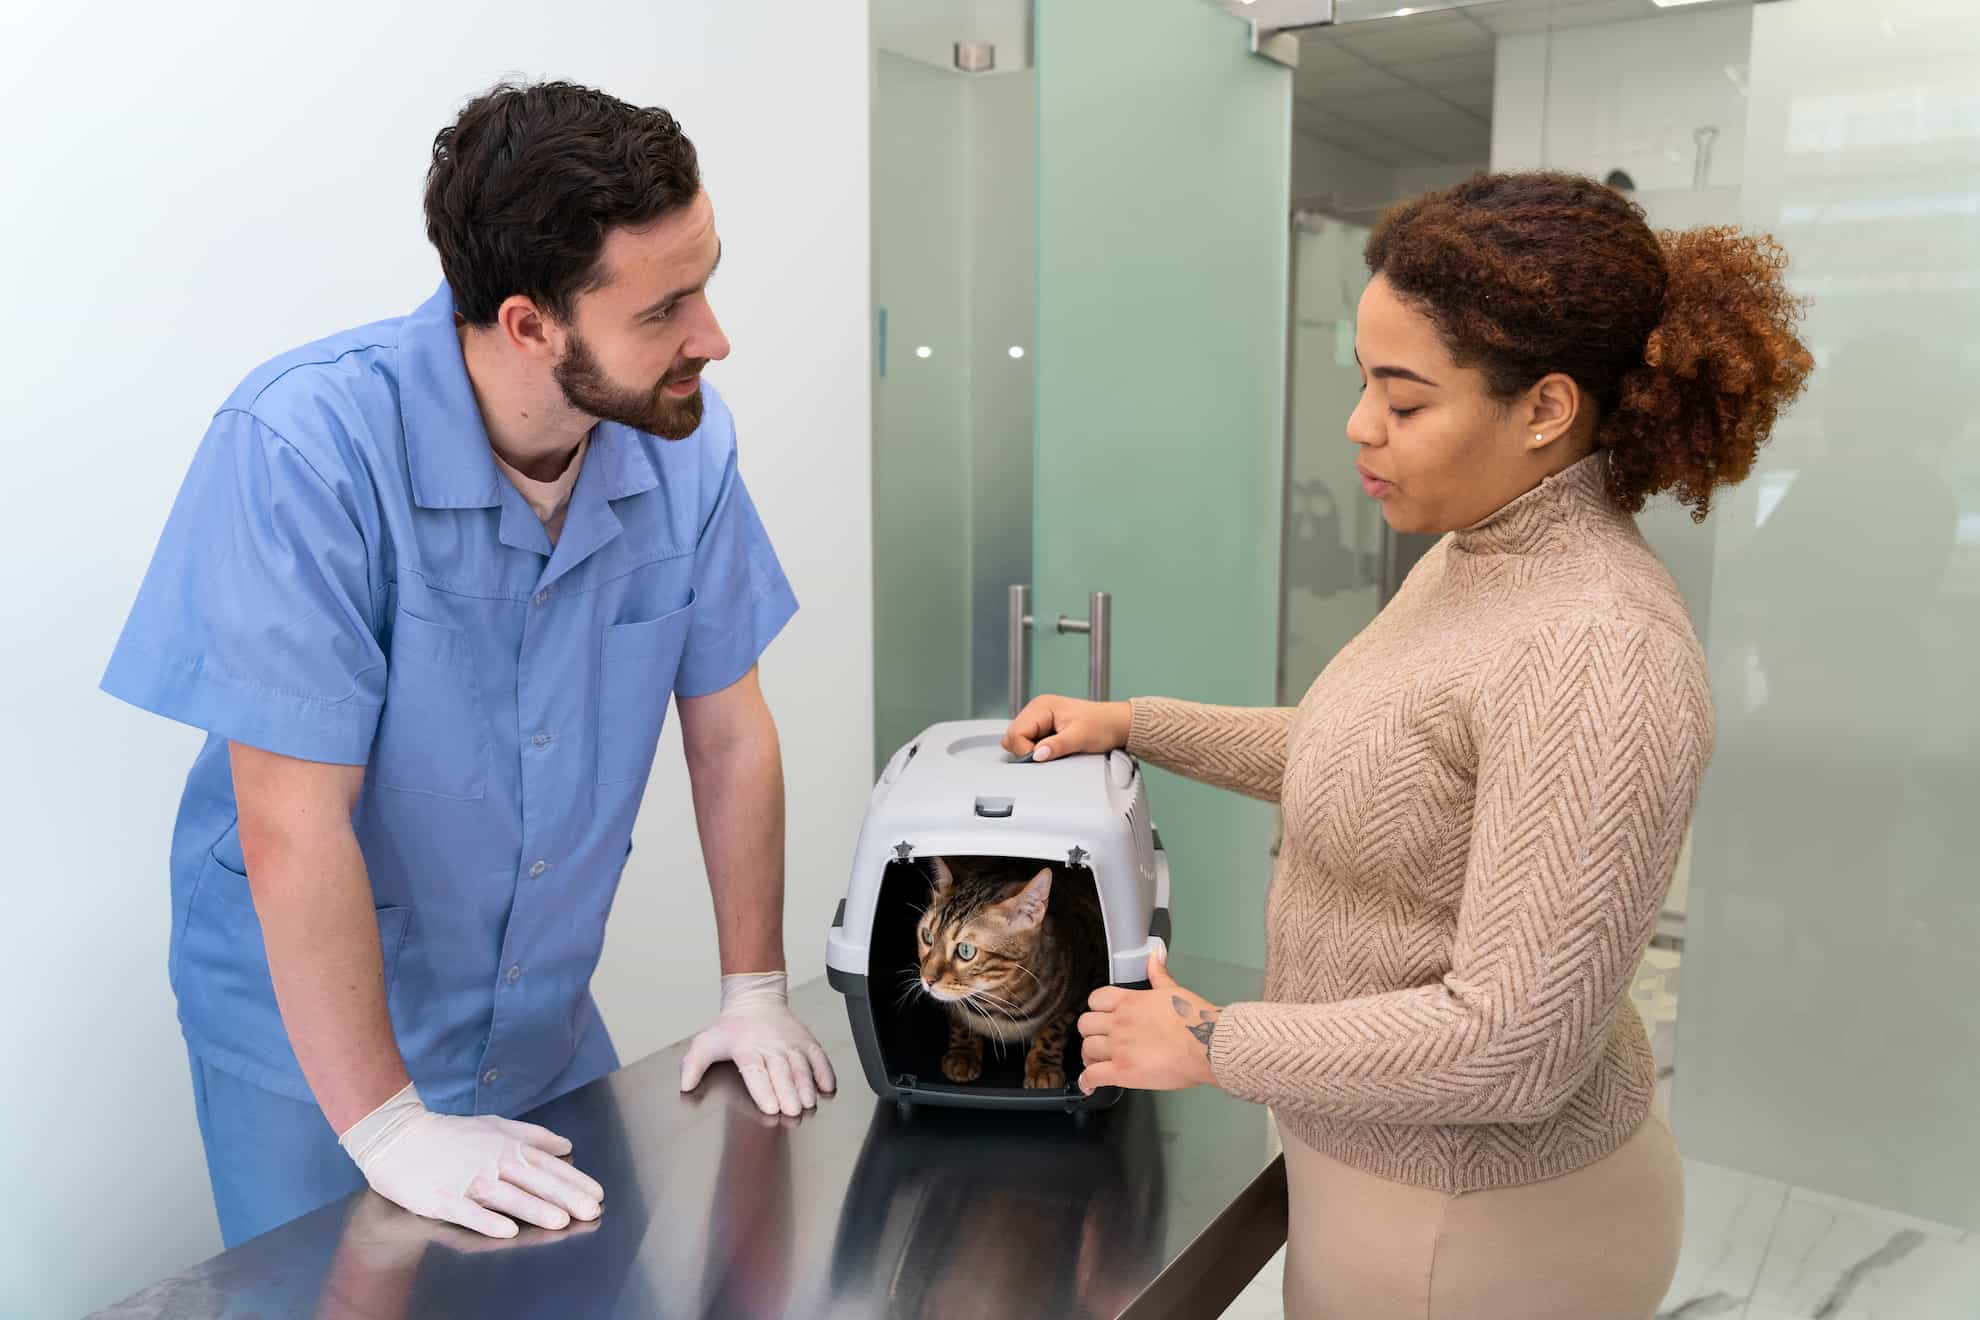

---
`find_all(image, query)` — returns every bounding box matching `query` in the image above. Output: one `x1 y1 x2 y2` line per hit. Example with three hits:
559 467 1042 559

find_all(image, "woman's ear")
1523 372 1583 452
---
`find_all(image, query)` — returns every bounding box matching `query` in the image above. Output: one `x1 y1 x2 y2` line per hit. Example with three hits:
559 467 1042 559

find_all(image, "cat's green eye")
920 927 932 946
956 943 978 962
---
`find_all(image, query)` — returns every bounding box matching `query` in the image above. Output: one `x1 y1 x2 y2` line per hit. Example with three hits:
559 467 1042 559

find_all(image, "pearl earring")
1535 433 1545 443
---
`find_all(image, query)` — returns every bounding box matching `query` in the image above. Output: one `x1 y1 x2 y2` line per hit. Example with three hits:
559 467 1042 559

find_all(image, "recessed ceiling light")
1650 0 1719 8
915 346 932 359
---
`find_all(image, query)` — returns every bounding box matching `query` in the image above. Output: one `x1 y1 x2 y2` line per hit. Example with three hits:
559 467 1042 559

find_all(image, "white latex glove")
338 1082 605 1239
679 972 838 1117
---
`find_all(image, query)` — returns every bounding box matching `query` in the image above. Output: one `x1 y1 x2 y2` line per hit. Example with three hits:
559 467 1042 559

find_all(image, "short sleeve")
100 409 387 764
671 447 798 699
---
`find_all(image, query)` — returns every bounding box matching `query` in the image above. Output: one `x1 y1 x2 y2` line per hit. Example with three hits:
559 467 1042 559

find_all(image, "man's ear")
495 294 561 361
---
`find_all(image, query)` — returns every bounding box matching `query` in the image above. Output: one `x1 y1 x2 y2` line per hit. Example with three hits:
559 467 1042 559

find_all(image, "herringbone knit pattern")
1130 454 1713 1193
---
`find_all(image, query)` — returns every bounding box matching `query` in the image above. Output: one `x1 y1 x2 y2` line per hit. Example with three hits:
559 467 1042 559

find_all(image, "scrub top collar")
396 283 665 583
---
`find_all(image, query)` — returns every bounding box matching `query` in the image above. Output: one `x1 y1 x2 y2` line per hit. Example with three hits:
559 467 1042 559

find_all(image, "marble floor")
1217 948 1980 1318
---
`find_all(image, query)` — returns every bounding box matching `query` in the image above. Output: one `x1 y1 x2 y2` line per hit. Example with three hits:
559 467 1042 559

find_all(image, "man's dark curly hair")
424 81 701 327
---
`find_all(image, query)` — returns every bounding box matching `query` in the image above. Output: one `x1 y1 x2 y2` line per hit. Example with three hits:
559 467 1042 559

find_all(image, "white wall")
1291 130 1484 225
0 4 872 1315
1491 5 1753 191
1290 130 1399 214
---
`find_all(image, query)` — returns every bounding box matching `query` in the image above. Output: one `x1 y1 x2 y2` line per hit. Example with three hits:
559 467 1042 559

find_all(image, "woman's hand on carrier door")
1076 943 1222 1094
1003 695 1133 763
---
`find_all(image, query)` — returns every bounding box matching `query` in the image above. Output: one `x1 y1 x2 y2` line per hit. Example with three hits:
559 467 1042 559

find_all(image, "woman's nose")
1346 393 1382 448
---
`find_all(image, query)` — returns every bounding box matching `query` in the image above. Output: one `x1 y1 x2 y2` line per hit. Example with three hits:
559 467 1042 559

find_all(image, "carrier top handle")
1009 586 1113 716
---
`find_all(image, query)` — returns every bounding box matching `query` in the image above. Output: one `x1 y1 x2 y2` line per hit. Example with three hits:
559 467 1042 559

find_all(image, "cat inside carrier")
826 719 1170 1113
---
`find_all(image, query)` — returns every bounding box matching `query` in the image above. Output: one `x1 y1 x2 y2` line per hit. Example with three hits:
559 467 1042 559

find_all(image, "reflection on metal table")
94 956 1285 1320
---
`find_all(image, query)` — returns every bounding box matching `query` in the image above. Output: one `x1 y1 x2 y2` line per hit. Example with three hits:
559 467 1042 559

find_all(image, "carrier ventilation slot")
1124 797 1158 883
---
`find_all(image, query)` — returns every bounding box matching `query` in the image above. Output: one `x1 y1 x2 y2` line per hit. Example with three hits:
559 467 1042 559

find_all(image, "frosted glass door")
1032 0 1292 965
1673 0 1980 1230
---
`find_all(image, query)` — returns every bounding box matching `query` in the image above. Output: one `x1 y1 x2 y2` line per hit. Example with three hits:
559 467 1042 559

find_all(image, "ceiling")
1291 0 1751 170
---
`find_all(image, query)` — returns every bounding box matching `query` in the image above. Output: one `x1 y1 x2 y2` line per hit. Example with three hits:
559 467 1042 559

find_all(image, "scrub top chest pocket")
598 591 696 785
371 608 492 800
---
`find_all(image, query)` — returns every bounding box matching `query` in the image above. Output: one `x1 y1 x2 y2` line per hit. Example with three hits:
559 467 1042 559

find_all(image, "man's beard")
554 331 705 440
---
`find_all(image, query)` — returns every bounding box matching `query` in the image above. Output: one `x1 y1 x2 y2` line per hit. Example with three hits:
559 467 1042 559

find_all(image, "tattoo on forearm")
1172 996 1219 1059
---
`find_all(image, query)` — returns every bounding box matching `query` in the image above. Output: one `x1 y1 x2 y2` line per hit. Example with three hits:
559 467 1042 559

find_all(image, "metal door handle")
1058 591 1112 703
1008 585 1034 718
1008 586 1113 713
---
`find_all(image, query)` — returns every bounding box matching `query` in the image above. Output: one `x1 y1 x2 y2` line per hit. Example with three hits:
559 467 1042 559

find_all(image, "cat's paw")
1023 1060 1066 1090
942 1050 984 1084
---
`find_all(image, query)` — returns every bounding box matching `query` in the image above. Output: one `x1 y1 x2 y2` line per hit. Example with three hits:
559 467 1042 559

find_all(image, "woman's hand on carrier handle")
1003 696 1133 763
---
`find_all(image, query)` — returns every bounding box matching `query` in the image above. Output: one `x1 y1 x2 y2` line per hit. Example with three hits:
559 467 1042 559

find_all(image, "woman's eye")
1390 406 1421 419
956 943 978 962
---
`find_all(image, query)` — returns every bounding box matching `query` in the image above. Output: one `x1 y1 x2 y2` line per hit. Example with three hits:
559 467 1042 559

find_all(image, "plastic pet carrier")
826 719 1170 1113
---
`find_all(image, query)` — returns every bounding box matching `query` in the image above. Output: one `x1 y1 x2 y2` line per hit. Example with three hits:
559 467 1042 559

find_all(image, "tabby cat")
915 857 1108 1089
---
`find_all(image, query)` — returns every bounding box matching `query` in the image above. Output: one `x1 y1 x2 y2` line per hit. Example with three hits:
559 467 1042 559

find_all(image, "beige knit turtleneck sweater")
1130 453 1713 1194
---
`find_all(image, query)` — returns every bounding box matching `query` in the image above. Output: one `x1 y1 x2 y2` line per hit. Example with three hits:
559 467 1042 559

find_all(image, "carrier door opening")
867 856 1112 1099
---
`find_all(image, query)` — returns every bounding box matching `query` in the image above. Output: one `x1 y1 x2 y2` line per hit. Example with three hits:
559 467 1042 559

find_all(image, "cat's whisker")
972 985 1029 1015
958 995 1005 1023
965 989 1029 1027
895 968 931 1011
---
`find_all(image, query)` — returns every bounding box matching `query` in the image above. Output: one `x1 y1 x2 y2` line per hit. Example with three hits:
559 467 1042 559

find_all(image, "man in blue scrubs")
102 81 835 1247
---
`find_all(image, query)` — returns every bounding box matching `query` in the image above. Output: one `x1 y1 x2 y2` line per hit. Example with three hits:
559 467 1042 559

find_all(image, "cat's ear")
930 857 956 896
1001 867 1053 931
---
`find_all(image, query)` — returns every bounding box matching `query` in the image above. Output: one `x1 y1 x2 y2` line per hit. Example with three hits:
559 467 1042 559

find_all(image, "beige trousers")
1278 1116 1683 1319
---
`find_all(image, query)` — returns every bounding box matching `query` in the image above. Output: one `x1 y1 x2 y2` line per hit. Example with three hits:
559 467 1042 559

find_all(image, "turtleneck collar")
1451 451 1615 558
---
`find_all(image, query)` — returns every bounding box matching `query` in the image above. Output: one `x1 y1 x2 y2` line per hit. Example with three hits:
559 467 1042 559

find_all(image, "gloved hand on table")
338 1082 605 1239
679 971 838 1117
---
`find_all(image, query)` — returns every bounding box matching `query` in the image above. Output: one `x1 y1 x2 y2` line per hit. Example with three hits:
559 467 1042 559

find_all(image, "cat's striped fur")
916 857 1108 1089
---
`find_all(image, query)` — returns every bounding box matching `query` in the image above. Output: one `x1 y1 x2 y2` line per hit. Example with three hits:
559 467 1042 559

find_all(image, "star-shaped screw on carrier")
893 841 914 863
1067 846 1090 868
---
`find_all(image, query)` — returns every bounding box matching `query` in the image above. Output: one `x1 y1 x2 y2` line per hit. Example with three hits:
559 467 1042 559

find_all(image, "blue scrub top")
102 284 797 1115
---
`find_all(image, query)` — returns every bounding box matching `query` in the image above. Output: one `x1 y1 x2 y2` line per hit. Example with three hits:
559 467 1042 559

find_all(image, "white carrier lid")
826 720 1168 986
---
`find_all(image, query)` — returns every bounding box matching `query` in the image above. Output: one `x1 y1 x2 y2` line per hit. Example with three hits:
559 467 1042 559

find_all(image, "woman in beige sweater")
1005 173 1813 1319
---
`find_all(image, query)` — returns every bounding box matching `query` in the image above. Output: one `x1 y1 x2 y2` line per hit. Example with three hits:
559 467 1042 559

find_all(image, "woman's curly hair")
1365 171 1814 520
